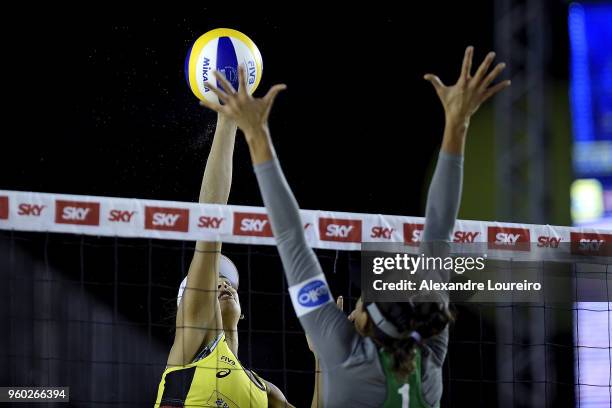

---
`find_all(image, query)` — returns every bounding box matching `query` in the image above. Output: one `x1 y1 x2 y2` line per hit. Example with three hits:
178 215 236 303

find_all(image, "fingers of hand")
238 65 248 96
336 296 343 311
481 62 507 89
460 46 474 82
264 84 287 104
213 70 237 95
482 80 511 103
204 81 230 104
424 74 446 97
473 51 496 83
199 99 224 113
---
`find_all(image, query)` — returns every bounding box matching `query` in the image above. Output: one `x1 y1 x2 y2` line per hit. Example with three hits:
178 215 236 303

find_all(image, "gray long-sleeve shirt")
254 151 463 407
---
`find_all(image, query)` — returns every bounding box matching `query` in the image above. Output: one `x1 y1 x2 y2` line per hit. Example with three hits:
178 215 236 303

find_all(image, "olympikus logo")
537 236 562 248
403 224 424 246
453 231 480 243
55 200 100 226
319 218 362 243
198 216 224 229
0 196 8 220
487 227 531 251
233 213 272 237
18 204 46 217
370 226 395 240
108 210 136 223
145 207 189 232
570 232 612 256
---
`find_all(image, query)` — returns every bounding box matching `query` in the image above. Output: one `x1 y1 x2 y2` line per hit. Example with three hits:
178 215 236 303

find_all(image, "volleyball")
185 28 263 103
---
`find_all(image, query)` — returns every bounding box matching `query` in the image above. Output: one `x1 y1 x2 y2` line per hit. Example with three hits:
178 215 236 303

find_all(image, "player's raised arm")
167 109 238 367
201 67 357 369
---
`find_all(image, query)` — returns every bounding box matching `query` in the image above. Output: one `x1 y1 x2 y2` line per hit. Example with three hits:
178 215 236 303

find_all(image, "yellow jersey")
155 334 268 407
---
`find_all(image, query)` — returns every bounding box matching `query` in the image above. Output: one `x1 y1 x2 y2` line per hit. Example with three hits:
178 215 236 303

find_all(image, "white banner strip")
1 190 612 259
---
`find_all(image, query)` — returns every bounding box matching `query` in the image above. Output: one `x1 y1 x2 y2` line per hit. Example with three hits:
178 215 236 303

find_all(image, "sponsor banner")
233 212 273 237
0 196 9 220
487 226 531 251
55 200 100 226
363 214 402 243
404 223 425 246
319 217 362 243
570 232 612 256
1 189 611 262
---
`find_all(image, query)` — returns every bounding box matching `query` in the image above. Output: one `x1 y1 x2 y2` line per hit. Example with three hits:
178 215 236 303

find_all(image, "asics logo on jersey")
298 280 330 307
216 369 231 378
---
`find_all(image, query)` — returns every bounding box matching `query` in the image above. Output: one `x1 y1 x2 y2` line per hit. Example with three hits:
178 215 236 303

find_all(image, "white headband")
177 255 239 306
366 303 409 340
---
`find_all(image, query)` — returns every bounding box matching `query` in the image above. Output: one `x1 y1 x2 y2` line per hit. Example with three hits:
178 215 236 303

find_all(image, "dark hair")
368 292 453 381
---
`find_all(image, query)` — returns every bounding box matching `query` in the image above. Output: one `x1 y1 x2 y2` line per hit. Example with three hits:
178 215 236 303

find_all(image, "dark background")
1 3 577 407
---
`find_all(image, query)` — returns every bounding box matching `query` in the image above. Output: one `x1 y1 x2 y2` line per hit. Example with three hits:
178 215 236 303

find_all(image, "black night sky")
0 3 573 407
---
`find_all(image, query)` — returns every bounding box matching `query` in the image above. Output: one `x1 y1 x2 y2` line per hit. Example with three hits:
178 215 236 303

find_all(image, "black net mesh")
1 230 610 407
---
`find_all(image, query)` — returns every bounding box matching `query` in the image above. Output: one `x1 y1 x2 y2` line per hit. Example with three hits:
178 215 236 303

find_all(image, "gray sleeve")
422 151 464 242
254 159 357 368
418 151 463 374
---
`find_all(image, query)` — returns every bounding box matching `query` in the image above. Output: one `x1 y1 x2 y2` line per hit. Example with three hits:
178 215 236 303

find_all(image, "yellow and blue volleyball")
185 28 263 102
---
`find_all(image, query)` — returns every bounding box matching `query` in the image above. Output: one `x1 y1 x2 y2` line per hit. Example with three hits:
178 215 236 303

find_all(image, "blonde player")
154 109 293 407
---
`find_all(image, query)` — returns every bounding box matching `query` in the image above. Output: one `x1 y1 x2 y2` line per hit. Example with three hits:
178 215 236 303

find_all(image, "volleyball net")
1 189 611 407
